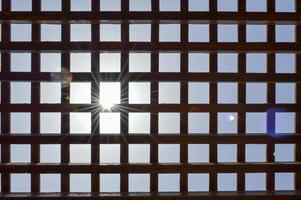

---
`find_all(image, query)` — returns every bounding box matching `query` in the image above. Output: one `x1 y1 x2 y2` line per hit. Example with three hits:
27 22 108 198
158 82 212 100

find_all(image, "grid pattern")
0 0 301 199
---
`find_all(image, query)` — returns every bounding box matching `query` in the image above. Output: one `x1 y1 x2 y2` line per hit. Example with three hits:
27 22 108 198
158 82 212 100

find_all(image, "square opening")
217 144 237 163
100 24 121 42
159 24 181 42
246 112 267 134
276 0 295 12
40 144 61 163
276 25 295 43
160 0 180 11
217 173 237 191
189 0 209 11
188 53 209 72
159 52 181 72
129 144 150 163
218 24 238 42
275 173 295 191
158 112 180 134
158 173 180 192
40 53 61 72
189 24 209 42
70 112 91 134
275 144 295 162
71 0 91 11
188 144 209 163
11 0 32 11
246 24 267 42
10 174 31 193
245 173 266 191
99 53 121 72
158 144 180 163
217 0 237 12
99 174 120 192
129 24 151 42
246 53 267 73
275 112 295 134
275 83 295 104
218 112 237 134
70 24 91 41
99 144 120 163
70 174 91 192
246 0 266 12
129 174 150 192
245 144 267 162
41 0 62 11
159 82 180 104
11 53 31 72
40 82 61 104
218 53 238 73
188 112 209 134
41 24 61 41
11 112 31 134
129 112 150 134
40 112 61 134
100 0 120 11
217 82 238 104
10 81 31 104
40 174 61 192
70 144 91 163
11 24 32 41
10 144 31 163
99 112 120 134
70 53 91 72
129 82 151 104
246 82 267 104
188 173 209 192
99 82 121 107
275 53 295 73
129 0 151 11
70 82 91 104
188 82 209 104
129 53 151 72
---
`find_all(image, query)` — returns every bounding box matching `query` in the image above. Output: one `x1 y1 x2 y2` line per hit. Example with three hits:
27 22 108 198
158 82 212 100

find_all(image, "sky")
2 0 297 194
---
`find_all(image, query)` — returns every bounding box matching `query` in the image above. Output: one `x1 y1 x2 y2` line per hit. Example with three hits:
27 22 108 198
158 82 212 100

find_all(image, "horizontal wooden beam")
1 72 301 82
0 134 300 144
0 12 301 23
0 163 300 173
0 42 300 52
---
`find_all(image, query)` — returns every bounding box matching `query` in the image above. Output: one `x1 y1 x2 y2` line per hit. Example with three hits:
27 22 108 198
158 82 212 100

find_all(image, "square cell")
70 24 91 41
11 53 31 72
275 53 295 74
158 112 180 134
41 0 62 11
159 53 181 72
70 53 91 72
188 112 209 134
188 82 209 104
40 53 61 72
100 174 120 192
217 0 237 12
245 173 266 191
11 24 31 41
129 112 150 134
188 144 209 163
40 174 61 192
246 25 267 42
100 0 120 11
70 144 91 163
246 112 267 134
218 53 238 73
41 24 61 41
276 0 295 12
11 0 31 11
10 144 31 163
99 82 121 108
276 83 295 104
70 174 91 192
189 0 209 11
10 174 31 193
245 144 266 162
40 82 61 104
158 144 180 163
129 174 150 192
99 112 120 134
275 144 295 162
11 113 31 134
275 25 295 43
70 0 91 11
189 24 209 42
217 173 237 191
40 112 61 134
129 144 150 163
40 144 61 163
11 82 31 104
158 174 180 192
275 173 294 190
246 53 267 73
188 53 210 72
218 112 237 134
70 82 91 104
159 24 181 42
99 53 121 72
70 112 91 134
218 24 238 42
130 0 151 11
159 82 180 104
129 53 151 72
100 144 120 163
217 82 238 104
160 0 180 11
217 144 237 163
246 83 267 104
275 112 295 134
129 82 151 104
129 24 151 42
246 0 266 12
100 24 121 42
188 173 209 192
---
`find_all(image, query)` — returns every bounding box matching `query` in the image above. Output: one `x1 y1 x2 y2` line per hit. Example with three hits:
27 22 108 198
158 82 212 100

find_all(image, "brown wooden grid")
1 0 301 199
